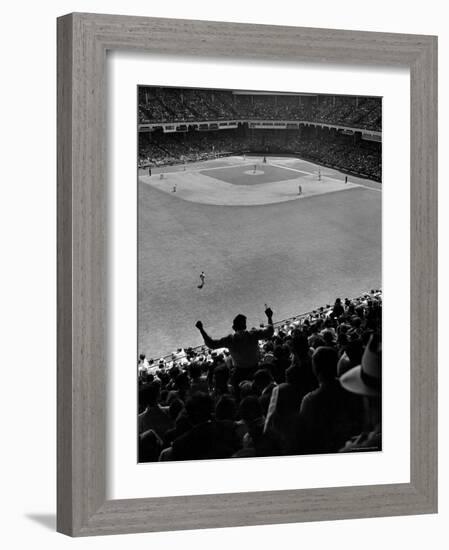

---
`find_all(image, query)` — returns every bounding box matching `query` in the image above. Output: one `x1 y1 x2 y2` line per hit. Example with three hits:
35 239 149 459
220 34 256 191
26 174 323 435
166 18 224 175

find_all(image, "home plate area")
140 156 359 206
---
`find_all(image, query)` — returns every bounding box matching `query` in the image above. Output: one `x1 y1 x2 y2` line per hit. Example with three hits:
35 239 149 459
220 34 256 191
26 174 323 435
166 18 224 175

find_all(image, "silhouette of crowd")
138 127 381 181
138 291 382 462
139 88 381 131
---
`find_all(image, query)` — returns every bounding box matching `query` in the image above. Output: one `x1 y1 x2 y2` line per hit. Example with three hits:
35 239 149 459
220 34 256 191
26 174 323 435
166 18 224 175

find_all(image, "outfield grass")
138 157 381 358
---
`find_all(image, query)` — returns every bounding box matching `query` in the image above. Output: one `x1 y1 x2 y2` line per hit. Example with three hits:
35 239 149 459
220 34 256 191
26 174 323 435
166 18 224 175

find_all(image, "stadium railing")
149 292 381 364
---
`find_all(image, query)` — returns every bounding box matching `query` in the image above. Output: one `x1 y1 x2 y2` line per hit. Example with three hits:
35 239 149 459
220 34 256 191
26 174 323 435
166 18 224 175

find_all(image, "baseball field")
138 155 381 358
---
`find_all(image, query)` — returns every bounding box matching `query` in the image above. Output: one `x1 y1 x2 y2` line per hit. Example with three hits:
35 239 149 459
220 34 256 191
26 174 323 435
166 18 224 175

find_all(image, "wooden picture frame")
57 12 438 536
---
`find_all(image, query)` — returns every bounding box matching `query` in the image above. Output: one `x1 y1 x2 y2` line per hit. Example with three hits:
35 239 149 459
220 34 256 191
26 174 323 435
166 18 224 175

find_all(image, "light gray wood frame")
57 12 438 537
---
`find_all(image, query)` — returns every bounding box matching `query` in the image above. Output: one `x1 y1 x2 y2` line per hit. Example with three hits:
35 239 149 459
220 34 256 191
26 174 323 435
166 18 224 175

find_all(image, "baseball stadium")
138 87 381 359
137 87 382 461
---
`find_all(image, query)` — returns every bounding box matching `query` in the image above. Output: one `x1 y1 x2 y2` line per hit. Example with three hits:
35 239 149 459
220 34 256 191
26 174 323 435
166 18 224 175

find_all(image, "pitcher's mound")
243 169 265 175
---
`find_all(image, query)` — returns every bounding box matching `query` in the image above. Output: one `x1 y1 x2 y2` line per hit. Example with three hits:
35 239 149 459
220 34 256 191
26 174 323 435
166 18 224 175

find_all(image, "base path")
139 156 361 206
138 156 381 357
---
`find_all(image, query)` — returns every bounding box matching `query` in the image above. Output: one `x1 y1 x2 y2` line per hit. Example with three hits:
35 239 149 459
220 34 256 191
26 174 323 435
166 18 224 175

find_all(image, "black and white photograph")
137 86 382 463
0 0 442 543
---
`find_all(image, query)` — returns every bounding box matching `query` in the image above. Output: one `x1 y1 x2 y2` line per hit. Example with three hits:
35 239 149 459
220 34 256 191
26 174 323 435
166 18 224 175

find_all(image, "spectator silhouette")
139 429 163 462
138 382 174 439
233 396 282 458
339 333 382 452
337 339 364 377
298 347 363 453
211 364 233 401
195 307 274 398
264 383 302 455
170 393 240 461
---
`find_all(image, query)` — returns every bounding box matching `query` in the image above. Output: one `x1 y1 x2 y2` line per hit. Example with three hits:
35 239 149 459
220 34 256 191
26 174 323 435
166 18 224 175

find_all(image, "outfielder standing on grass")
197 271 205 289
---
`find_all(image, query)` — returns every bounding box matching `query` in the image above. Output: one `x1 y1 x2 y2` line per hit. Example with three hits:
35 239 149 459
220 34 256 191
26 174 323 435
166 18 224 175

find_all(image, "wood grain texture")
56 12 438 537
57 13 74 536
409 37 438 508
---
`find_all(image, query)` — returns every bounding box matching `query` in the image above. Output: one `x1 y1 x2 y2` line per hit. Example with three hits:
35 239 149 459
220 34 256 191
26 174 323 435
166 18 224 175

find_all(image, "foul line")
148 157 382 193
268 161 314 177
155 161 263 175
269 161 382 193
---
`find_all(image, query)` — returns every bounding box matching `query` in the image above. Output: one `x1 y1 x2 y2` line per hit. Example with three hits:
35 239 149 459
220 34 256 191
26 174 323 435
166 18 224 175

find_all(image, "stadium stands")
138 88 382 182
138 291 382 461
138 127 381 181
138 87 381 131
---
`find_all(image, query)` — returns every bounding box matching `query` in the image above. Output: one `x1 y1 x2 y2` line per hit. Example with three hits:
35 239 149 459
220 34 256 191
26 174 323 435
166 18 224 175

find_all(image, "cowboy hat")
340 333 381 397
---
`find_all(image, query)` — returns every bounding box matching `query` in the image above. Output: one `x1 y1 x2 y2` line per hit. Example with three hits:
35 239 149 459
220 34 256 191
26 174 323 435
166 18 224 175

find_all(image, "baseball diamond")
138 155 381 356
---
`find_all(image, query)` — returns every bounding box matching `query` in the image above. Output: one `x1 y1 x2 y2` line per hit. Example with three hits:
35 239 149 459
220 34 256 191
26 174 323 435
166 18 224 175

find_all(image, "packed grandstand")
138 87 382 181
138 291 382 461
137 88 382 462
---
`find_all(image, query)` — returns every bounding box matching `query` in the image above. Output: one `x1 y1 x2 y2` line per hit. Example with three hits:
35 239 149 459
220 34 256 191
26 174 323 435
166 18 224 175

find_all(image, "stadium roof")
232 90 318 96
